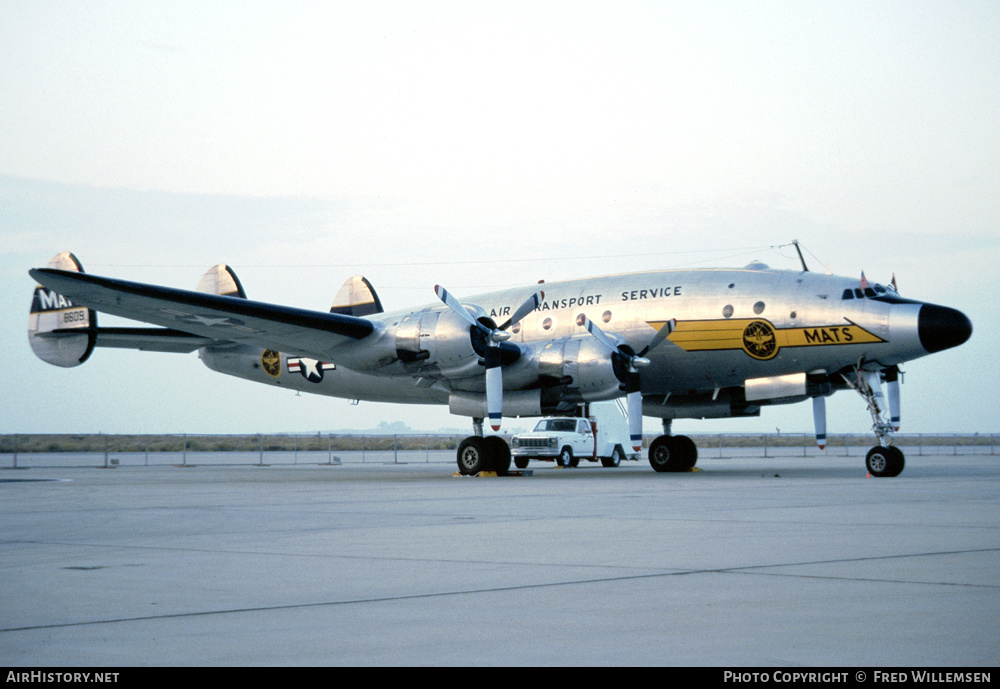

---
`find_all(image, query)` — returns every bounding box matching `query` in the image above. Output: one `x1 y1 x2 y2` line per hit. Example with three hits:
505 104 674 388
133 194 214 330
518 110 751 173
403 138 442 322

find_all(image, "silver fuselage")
200 267 958 421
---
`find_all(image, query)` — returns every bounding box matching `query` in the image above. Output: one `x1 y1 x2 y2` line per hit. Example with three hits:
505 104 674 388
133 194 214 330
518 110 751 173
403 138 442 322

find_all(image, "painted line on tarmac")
3 546 998 634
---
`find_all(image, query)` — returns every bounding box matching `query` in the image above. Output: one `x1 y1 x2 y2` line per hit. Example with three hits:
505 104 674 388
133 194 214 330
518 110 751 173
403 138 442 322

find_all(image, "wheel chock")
451 471 533 478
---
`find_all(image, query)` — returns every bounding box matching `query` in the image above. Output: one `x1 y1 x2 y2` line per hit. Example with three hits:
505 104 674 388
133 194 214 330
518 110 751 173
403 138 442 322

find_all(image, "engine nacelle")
534 334 622 404
327 306 482 379
443 333 626 418
392 307 486 379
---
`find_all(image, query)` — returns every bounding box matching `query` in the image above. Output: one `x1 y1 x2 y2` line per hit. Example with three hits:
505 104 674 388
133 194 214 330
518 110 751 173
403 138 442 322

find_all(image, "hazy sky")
2 1 997 436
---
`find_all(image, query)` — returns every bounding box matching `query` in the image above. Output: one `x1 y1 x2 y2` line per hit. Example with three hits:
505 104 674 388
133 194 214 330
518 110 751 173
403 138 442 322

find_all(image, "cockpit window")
842 283 917 304
844 284 892 300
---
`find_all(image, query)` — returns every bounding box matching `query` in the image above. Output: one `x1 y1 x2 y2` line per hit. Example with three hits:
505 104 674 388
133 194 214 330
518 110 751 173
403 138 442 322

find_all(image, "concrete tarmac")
1 452 997 666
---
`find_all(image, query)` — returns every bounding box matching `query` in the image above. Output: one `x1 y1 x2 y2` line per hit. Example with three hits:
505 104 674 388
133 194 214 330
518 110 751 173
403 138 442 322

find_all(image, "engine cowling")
391 307 486 379
448 335 622 418
535 334 622 403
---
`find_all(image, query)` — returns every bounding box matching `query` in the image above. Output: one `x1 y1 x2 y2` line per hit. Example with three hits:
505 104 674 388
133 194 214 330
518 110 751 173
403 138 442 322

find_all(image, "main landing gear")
647 420 698 473
456 418 511 475
847 364 905 477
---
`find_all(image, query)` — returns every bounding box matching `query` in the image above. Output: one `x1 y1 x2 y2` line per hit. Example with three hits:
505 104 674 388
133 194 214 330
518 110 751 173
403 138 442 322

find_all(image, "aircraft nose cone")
918 304 973 353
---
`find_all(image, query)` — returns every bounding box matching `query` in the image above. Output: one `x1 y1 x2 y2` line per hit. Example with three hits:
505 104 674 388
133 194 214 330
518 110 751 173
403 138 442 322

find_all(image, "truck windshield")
534 419 577 432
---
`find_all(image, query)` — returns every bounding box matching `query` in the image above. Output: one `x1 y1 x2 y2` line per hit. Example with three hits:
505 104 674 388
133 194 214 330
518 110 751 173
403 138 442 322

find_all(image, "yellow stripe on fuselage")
656 318 886 360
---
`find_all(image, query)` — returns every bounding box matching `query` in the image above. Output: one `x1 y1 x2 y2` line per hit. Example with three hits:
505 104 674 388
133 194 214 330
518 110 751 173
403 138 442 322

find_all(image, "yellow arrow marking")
653 318 886 359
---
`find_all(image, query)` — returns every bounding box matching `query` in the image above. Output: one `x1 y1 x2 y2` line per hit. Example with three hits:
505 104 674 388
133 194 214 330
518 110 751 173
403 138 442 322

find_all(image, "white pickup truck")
510 405 639 468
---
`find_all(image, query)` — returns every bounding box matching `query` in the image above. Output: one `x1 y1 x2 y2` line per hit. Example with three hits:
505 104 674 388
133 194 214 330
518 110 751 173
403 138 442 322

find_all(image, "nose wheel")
846 364 907 477
866 445 905 478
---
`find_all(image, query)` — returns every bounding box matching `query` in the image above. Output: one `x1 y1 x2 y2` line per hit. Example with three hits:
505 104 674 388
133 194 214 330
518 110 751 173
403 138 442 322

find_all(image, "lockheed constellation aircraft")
29 245 971 477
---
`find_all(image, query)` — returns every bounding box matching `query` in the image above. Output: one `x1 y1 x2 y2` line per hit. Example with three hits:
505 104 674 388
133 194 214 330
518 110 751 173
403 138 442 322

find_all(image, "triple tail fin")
28 251 97 367
196 264 248 298
330 275 383 317
28 255 236 368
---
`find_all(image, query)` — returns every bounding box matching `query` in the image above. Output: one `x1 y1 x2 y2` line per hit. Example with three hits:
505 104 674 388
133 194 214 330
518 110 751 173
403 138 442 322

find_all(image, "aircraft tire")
648 435 696 472
648 436 674 472
484 436 511 476
866 445 905 477
457 437 489 475
675 435 698 470
887 446 905 477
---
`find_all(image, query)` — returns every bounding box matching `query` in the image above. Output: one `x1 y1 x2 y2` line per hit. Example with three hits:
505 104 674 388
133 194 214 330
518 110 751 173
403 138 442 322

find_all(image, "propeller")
435 285 543 431
580 316 676 452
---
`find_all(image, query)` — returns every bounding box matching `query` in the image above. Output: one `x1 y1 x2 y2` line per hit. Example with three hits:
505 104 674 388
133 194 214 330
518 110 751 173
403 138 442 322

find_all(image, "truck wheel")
601 446 623 467
557 446 576 468
514 457 529 469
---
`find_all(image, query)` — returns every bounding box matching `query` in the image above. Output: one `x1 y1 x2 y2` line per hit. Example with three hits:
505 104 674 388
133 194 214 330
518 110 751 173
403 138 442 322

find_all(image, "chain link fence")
1 432 997 469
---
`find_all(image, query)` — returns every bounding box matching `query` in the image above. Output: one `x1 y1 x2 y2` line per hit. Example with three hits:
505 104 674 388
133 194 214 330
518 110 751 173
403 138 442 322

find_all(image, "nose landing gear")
847 365 905 477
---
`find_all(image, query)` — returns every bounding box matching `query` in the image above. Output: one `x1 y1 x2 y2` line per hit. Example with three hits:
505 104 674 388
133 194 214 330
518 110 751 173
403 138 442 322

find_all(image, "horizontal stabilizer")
29 267 379 362
35 326 217 353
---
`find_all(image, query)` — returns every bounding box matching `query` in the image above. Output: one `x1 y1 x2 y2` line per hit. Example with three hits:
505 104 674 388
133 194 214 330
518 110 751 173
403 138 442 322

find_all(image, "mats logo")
656 318 886 361
261 350 281 377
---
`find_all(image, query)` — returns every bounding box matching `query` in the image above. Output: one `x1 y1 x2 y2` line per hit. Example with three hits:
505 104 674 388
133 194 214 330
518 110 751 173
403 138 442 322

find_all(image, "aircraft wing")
29 268 379 361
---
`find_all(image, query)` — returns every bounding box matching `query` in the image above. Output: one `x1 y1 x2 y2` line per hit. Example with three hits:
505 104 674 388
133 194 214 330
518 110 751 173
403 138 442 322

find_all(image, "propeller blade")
581 316 622 356
885 366 901 431
435 285 490 334
485 347 503 431
499 290 544 331
812 395 827 450
626 390 643 452
639 318 676 357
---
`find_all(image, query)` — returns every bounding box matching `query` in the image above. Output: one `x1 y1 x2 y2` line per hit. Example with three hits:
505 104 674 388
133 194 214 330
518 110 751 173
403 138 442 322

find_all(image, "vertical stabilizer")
28 252 97 367
196 264 248 298
331 275 384 317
